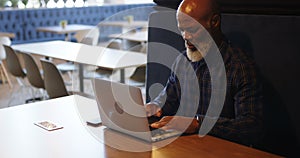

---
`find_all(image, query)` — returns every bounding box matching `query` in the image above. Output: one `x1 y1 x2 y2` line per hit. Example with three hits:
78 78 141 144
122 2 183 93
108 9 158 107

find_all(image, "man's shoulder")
224 44 261 82
226 44 256 68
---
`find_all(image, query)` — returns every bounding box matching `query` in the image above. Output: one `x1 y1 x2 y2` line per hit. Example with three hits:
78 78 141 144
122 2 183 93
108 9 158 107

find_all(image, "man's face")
177 0 214 54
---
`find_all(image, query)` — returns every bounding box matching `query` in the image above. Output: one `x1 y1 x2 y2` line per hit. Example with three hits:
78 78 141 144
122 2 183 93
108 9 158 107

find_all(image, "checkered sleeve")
208 53 263 146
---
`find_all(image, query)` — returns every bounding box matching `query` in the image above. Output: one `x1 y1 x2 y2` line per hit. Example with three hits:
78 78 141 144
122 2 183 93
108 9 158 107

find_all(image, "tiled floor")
0 55 146 109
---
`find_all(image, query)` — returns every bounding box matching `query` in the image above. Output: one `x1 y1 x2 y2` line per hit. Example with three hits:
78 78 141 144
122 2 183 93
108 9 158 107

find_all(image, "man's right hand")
145 103 162 117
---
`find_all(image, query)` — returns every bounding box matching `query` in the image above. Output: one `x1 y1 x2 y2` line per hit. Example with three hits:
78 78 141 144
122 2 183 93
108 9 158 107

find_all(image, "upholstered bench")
0 3 154 44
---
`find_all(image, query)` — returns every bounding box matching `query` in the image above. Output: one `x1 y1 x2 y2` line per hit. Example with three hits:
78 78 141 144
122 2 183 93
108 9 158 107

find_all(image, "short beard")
187 48 203 62
186 41 212 62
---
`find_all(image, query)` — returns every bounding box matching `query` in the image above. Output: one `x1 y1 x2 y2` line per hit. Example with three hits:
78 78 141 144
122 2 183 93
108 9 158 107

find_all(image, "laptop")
92 78 181 142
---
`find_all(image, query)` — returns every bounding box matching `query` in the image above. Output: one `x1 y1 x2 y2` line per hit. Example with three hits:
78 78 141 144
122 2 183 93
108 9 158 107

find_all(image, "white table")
100 21 148 36
99 21 148 29
0 95 280 158
36 24 95 41
109 30 148 43
0 95 102 158
12 40 147 91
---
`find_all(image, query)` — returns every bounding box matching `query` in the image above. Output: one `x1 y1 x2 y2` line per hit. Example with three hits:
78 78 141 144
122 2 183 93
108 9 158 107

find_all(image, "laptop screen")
92 78 153 141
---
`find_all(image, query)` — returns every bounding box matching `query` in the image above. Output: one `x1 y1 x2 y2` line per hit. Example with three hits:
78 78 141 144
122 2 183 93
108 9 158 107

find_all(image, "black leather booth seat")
0 3 154 44
146 10 300 157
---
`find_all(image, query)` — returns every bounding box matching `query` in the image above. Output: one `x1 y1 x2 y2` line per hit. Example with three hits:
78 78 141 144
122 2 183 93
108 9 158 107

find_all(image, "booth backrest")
146 10 300 157
0 4 154 44
146 10 184 102
222 13 300 157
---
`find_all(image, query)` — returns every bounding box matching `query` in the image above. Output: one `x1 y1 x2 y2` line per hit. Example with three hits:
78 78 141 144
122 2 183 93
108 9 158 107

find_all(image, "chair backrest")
21 53 44 89
146 11 185 102
107 39 122 50
74 28 99 46
73 30 90 43
40 59 68 99
0 37 12 60
3 45 26 78
221 13 300 156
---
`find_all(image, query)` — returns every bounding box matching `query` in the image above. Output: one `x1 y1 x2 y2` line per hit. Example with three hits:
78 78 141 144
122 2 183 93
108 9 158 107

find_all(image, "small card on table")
34 121 63 131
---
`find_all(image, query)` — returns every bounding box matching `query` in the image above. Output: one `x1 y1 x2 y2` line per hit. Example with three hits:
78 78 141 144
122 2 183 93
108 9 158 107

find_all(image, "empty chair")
73 30 90 43
73 28 99 46
96 39 122 78
126 44 147 87
3 45 26 84
21 53 47 100
0 36 12 88
87 39 123 80
56 28 101 83
128 65 146 86
60 28 100 82
3 45 33 106
106 39 122 49
40 59 69 99
40 59 94 99
82 29 119 80
55 61 77 84
56 27 99 78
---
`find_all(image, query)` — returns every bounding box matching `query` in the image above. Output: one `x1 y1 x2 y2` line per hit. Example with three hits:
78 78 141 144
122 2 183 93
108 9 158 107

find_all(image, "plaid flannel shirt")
152 38 263 146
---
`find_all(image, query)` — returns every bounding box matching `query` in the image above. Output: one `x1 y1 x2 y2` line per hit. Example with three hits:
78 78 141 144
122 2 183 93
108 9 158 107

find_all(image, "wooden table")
0 95 281 158
36 24 95 41
12 41 146 91
0 32 15 38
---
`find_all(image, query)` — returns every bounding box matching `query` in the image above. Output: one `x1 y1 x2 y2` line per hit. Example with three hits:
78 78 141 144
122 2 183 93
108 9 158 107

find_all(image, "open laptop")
92 78 181 142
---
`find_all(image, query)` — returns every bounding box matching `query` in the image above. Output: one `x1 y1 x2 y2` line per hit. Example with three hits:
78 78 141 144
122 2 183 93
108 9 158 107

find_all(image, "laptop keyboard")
150 128 181 142
147 116 181 141
151 128 171 137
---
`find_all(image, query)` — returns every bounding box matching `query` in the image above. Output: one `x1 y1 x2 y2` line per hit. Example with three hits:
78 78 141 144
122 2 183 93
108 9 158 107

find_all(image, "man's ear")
210 14 220 29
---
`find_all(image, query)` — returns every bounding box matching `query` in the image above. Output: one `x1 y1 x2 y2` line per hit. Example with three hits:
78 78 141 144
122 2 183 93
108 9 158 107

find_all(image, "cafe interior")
0 0 299 157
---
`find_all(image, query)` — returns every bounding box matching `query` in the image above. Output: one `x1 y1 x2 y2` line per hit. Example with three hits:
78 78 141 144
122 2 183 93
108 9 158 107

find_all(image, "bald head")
176 0 223 55
178 0 219 22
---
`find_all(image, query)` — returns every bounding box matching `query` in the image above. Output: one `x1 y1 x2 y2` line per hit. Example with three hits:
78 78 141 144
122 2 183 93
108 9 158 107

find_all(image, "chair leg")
0 66 4 83
0 63 13 88
25 86 38 103
25 87 47 103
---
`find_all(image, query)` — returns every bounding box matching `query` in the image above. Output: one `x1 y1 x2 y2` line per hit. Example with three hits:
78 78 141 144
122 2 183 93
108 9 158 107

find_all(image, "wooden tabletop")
0 32 15 38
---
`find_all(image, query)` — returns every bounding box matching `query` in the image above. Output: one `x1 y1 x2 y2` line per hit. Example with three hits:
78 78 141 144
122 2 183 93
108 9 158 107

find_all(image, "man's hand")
150 116 199 134
145 103 162 117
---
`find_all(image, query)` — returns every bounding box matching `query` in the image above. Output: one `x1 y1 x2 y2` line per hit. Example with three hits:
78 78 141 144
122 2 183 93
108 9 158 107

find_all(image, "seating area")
0 3 154 44
0 4 152 106
0 51 99 106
